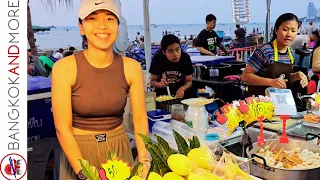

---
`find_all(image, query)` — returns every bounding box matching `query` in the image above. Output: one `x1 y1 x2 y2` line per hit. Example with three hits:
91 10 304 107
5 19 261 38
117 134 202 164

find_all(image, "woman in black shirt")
149 34 194 98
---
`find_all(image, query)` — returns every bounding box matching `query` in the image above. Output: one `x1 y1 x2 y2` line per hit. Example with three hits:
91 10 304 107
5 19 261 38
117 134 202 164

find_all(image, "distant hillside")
299 16 320 22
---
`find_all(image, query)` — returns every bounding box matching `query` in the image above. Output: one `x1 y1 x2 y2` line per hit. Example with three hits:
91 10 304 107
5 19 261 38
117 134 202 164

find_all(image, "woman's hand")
269 78 288 89
141 161 151 180
297 72 308 88
176 87 185 98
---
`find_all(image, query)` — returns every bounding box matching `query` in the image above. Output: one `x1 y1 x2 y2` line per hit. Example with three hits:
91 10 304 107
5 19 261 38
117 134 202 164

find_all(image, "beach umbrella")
142 0 152 72
265 0 271 43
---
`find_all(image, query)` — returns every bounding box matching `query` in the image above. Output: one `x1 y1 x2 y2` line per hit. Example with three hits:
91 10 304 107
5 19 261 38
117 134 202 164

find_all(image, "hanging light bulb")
232 0 250 25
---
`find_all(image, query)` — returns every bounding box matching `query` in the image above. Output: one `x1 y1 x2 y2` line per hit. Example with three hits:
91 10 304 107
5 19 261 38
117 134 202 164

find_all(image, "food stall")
191 55 247 102
191 55 236 65
117 87 320 180
27 76 320 180
27 76 60 180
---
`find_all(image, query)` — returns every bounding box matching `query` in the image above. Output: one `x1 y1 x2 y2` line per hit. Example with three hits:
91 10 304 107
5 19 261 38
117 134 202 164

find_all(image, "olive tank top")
71 51 129 131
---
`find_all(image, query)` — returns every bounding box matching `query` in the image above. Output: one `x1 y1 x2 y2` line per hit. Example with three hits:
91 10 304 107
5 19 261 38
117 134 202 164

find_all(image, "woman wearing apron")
242 13 308 96
51 0 150 179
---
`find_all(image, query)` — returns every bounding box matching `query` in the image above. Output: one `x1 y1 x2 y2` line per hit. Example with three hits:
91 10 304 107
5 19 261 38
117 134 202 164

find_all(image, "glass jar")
171 104 185 122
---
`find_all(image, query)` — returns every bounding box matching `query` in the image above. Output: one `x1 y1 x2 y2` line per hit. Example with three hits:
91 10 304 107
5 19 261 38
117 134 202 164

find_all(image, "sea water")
34 22 320 50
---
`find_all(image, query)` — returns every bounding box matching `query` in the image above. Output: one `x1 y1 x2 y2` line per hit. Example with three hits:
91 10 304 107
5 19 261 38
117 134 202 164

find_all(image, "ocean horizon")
33 22 320 50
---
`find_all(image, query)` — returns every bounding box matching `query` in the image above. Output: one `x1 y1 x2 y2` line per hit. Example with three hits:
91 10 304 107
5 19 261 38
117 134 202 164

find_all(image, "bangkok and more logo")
0 154 27 180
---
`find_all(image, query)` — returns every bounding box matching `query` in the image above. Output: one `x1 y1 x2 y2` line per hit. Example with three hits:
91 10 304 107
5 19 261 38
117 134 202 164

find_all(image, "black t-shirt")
149 52 194 96
196 29 221 55
235 28 246 38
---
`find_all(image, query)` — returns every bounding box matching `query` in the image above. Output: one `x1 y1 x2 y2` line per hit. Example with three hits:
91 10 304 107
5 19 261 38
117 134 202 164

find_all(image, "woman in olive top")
242 13 308 96
51 0 150 179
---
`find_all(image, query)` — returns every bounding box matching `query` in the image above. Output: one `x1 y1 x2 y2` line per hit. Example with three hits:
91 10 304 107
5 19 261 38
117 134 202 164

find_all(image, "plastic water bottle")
232 0 250 25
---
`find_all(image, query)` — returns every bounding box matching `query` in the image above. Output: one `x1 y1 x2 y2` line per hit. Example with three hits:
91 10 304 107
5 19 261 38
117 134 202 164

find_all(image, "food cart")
27 76 60 180
119 90 320 180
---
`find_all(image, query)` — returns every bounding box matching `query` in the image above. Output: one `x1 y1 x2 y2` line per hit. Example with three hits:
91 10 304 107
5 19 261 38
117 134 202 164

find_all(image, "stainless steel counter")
124 113 320 155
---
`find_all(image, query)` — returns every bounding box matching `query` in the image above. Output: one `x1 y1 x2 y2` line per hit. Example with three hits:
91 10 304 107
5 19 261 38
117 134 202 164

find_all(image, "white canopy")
265 0 271 43
143 0 152 72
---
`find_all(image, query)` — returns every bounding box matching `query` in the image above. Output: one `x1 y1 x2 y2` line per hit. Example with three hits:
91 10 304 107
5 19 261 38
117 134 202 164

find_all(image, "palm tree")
27 0 73 55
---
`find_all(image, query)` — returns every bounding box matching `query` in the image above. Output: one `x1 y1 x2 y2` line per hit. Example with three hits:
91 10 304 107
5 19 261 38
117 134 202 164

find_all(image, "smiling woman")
78 9 119 51
241 13 308 97
51 0 150 180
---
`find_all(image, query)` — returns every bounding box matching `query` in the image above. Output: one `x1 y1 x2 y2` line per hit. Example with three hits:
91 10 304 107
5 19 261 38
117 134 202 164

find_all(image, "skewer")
271 144 277 152
274 148 284 159
267 138 278 148
237 158 254 165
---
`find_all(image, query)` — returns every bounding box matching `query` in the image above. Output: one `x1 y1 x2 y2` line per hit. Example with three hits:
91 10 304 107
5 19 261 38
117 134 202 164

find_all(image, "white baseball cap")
78 0 120 21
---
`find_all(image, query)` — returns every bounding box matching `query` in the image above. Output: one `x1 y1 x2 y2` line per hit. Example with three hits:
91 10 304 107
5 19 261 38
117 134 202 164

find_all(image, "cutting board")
253 117 299 132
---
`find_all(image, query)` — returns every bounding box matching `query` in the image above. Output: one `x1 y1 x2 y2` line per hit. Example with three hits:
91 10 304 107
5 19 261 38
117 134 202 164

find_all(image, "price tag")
101 160 131 180
268 88 297 115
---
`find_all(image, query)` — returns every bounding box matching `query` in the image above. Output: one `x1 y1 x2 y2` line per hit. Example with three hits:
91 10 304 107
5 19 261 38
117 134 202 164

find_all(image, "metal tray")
283 124 320 139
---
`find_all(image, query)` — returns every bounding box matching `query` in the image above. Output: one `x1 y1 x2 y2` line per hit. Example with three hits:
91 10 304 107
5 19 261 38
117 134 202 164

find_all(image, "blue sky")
29 0 319 26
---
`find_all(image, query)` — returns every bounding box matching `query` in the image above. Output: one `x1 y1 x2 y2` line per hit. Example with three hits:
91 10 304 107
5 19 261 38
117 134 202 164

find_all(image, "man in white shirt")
53 48 64 60
131 40 140 53
186 38 200 56
305 22 315 35
291 35 309 50
298 21 303 35
291 34 310 67
136 32 144 43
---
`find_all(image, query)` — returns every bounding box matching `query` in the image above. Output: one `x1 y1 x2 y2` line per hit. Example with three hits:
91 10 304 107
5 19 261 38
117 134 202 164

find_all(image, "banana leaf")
79 159 100 180
173 129 191 155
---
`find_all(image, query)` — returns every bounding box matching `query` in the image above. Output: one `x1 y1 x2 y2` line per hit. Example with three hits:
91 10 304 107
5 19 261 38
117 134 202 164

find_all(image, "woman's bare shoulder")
53 55 77 72
122 56 140 65
122 56 144 84
52 55 77 84
122 56 142 72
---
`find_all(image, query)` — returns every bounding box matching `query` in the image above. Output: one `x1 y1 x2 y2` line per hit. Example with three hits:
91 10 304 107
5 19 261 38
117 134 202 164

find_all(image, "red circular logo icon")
0 154 28 180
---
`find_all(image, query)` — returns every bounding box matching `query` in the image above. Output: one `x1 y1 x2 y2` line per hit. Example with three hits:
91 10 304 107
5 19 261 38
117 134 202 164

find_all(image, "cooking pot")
193 64 207 79
297 94 315 113
201 64 231 80
246 138 320 180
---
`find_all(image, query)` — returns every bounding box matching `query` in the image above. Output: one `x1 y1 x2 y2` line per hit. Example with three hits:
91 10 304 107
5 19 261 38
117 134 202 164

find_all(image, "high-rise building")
307 2 318 18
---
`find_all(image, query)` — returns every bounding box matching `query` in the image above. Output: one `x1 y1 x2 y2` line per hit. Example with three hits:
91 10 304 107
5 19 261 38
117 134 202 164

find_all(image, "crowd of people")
27 46 77 76
148 13 320 98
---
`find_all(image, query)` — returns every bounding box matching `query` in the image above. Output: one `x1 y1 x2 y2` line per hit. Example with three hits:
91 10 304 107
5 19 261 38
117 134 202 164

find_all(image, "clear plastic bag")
189 144 251 179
